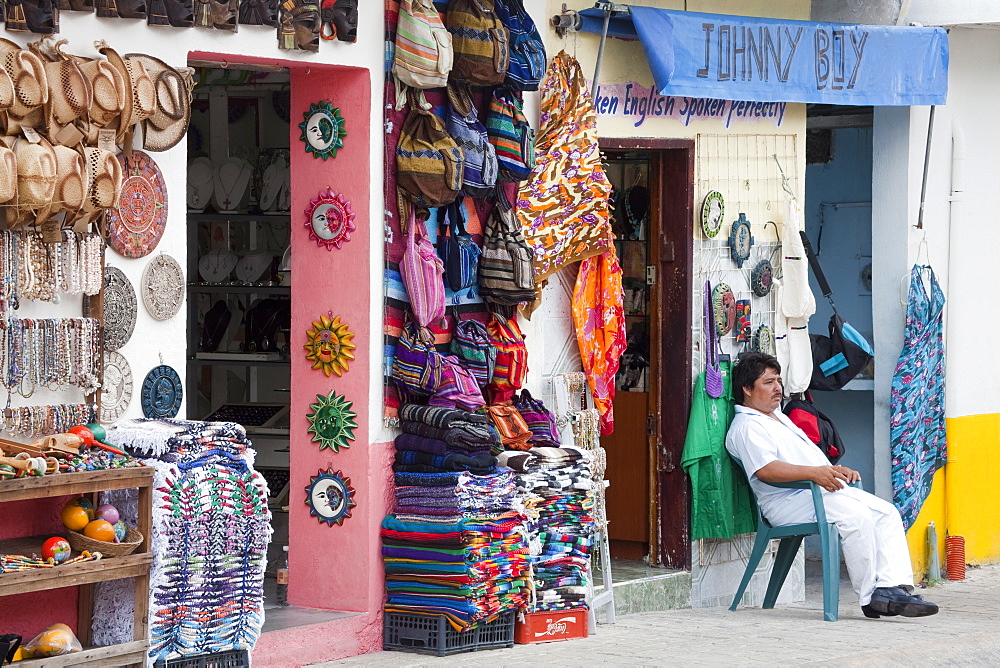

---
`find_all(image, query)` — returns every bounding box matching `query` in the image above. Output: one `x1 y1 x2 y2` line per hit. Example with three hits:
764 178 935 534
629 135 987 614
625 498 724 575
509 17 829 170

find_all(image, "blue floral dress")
890 265 946 529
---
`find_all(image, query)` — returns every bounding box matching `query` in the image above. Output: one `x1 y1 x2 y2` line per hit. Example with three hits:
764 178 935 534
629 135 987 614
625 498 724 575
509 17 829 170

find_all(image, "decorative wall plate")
298 101 347 160
712 283 736 336
305 468 356 526
751 259 774 297
304 314 356 376
100 350 133 422
728 213 754 268
107 150 168 259
306 391 358 452
305 188 355 250
701 190 725 238
141 364 183 418
754 325 776 356
103 267 137 351
142 254 185 320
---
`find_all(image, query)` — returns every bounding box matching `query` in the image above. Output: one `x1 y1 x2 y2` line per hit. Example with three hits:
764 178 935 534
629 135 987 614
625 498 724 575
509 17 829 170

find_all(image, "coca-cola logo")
534 616 576 637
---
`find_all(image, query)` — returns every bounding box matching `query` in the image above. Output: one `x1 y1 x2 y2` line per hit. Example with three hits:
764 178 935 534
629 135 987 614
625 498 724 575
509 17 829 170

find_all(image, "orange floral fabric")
517 51 613 297
572 251 626 435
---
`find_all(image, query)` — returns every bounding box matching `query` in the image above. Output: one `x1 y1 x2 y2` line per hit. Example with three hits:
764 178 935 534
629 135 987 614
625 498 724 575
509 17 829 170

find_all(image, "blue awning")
579 6 948 106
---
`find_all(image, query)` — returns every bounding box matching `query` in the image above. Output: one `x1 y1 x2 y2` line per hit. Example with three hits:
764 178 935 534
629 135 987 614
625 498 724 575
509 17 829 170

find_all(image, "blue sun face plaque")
305 469 356 526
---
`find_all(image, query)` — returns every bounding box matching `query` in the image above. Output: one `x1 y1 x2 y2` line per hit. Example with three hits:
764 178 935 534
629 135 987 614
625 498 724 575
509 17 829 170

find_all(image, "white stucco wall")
8 8 384 428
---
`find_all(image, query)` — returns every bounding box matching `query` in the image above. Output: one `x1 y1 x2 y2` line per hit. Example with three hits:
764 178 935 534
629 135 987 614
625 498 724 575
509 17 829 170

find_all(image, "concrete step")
593 559 692 618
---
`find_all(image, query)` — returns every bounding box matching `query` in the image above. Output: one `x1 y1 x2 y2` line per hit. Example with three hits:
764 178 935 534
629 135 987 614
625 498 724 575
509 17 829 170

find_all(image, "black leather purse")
0 635 21 666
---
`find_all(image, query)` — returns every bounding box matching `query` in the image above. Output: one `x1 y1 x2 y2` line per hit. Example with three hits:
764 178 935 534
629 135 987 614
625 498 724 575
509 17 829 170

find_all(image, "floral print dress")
890 264 946 528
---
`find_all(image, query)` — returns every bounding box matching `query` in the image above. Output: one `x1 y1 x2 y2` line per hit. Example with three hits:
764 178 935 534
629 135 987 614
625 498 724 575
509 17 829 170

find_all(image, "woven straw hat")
0 39 48 119
96 42 155 140
81 146 121 210
62 48 127 130
124 53 190 152
0 145 16 204
26 39 93 134
4 136 56 217
49 144 86 213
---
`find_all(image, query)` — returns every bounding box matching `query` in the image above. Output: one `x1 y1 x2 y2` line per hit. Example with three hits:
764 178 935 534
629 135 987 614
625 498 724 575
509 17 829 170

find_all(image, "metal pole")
916 105 936 230
593 7 612 90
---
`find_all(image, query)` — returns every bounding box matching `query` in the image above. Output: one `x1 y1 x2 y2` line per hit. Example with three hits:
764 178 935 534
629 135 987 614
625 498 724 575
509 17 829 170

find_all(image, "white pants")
763 486 914 605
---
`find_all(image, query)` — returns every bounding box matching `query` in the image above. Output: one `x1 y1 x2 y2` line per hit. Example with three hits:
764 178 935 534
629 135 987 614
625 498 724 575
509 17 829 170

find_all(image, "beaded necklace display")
0 318 101 398
0 230 104 308
3 402 97 438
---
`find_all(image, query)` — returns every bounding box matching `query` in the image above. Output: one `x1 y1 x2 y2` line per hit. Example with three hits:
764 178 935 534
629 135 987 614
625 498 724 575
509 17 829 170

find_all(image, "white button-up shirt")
725 404 832 525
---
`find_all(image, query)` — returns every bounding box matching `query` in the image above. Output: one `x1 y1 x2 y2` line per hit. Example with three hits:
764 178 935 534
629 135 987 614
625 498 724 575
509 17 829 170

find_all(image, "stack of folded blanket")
503 445 597 612
383 405 530 632
381 512 531 631
394 405 499 474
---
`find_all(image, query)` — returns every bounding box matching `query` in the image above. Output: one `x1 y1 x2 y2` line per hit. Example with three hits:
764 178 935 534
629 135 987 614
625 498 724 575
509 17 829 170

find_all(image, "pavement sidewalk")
321 562 1000 666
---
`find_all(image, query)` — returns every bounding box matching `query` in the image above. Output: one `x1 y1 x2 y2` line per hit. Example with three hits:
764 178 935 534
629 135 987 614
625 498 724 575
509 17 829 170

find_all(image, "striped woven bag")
486 87 535 182
486 315 527 403
446 0 509 87
393 0 453 89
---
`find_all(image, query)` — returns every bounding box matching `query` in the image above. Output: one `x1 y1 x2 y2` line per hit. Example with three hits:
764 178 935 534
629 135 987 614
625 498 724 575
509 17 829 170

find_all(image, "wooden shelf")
0 550 152 597
0 468 153 504
15 640 149 667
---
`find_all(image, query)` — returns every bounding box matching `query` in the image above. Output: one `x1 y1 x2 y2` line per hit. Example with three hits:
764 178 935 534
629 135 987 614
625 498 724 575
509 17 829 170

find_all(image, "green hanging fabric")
681 362 756 541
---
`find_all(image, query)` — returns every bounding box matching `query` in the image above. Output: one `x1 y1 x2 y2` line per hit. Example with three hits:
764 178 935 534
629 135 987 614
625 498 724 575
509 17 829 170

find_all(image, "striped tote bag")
486 87 535 182
393 0 453 89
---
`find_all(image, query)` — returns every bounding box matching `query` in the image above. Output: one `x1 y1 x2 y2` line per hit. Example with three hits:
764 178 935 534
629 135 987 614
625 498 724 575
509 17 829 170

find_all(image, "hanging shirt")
681 364 755 541
726 404 832 525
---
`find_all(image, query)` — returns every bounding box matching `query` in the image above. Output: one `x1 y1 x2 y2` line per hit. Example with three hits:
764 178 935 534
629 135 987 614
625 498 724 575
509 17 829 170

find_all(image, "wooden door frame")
601 138 695 569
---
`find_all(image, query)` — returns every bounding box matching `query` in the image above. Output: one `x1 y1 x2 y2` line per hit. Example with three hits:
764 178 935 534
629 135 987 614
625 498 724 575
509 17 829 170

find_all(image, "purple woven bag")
704 280 724 398
513 389 560 445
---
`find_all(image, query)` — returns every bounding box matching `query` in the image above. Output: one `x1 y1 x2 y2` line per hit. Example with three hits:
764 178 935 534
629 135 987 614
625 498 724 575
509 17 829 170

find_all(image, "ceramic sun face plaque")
306 391 358 452
305 188 356 250
299 101 347 160
305 468 356 526
304 314 356 377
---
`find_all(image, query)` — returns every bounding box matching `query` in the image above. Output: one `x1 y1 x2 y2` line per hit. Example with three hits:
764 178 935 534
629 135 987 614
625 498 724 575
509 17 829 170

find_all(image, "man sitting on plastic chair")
725 353 938 619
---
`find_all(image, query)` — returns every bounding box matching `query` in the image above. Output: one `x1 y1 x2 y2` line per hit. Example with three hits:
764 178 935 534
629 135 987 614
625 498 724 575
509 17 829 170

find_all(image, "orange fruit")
83 519 116 542
61 504 90 531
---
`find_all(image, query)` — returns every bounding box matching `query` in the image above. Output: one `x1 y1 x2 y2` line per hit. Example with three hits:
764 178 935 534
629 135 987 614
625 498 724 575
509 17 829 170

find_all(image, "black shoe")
868 586 939 618
861 604 887 619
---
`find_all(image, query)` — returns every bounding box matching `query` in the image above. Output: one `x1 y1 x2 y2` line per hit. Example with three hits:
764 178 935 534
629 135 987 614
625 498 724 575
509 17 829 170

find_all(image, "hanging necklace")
213 159 251 212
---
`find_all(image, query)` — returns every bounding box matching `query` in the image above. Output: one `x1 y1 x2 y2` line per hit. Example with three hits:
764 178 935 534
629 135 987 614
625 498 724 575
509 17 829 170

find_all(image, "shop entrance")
183 61 294 615
600 139 694 569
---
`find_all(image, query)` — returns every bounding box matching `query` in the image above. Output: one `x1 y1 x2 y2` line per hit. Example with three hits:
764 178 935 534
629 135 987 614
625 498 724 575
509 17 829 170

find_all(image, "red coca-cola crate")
514 610 588 644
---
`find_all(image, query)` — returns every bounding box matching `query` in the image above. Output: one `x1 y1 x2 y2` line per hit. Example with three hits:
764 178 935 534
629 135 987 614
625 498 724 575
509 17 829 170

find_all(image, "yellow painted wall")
906 413 1000 580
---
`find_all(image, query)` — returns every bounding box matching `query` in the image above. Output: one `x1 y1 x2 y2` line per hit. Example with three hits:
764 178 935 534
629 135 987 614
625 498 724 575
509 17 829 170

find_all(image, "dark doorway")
600 139 694 569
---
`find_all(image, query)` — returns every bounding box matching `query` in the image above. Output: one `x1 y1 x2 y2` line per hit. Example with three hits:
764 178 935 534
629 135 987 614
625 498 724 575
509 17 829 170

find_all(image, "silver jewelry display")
103 266 137 351
142 254 185 320
100 350 133 422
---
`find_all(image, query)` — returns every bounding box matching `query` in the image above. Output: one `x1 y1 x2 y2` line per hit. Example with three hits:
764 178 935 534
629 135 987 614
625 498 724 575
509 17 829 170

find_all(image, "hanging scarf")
572 251 626 435
517 51 613 315
890 264 946 528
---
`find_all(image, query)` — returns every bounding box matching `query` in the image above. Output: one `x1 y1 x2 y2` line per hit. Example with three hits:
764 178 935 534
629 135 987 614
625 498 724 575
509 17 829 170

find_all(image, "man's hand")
811 465 861 492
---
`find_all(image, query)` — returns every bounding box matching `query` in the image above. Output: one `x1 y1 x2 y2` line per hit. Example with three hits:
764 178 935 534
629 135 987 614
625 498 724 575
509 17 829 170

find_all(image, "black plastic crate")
383 611 515 657
153 649 249 668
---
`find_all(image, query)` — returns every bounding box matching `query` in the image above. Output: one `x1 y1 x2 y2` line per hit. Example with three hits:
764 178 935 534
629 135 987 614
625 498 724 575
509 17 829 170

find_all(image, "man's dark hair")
732 352 781 405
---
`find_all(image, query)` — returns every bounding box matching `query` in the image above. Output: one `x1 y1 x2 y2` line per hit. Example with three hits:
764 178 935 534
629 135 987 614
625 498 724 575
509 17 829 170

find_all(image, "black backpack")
783 392 845 464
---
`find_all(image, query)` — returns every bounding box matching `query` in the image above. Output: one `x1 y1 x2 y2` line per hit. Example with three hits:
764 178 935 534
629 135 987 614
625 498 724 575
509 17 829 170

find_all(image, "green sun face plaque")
306 391 358 452
298 101 347 160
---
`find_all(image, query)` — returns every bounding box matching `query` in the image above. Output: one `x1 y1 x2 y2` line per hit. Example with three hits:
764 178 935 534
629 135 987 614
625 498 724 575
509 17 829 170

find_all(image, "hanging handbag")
437 199 481 293
445 83 498 198
391 321 437 396
396 89 465 208
486 403 532 449
451 318 496 387
800 231 874 391
513 389 560 446
485 87 535 182
400 207 446 328
428 353 486 412
704 280 724 399
478 188 536 306
487 315 527 402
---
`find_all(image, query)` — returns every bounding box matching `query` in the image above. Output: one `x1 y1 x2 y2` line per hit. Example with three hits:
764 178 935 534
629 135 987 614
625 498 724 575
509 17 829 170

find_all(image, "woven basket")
65 525 143 557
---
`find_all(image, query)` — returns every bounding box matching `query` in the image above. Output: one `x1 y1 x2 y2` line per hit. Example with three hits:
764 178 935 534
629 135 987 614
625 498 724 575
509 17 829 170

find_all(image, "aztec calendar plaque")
100 351 133 422
141 364 183 419
142 254 185 320
107 150 168 259
103 267 137 351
